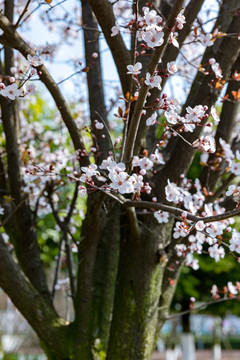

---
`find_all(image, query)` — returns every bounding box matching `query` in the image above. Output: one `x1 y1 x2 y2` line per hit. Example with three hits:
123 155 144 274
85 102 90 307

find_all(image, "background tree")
0 1 239 360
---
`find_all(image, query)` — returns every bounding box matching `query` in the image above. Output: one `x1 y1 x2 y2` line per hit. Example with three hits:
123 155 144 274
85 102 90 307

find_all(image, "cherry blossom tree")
0 0 239 359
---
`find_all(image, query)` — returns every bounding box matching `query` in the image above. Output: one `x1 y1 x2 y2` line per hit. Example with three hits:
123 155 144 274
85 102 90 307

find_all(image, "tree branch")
125 199 240 224
0 234 71 359
123 0 186 166
0 13 88 165
87 0 131 95
82 0 111 163
133 0 205 154
1 1 51 303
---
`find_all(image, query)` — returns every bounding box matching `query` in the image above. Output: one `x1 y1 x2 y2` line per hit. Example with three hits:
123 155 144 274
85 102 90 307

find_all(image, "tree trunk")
106 215 174 360
91 203 121 352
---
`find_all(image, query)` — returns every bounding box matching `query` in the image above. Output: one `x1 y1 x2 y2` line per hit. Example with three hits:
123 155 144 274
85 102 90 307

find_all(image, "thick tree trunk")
106 215 174 360
91 203 121 351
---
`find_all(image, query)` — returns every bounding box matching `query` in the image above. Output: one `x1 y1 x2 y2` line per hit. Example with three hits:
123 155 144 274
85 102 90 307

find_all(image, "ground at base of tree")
152 350 240 359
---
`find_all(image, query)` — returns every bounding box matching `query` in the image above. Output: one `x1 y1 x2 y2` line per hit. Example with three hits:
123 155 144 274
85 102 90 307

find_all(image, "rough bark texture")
87 0 131 95
82 0 111 163
91 203 121 351
107 216 174 360
74 192 107 359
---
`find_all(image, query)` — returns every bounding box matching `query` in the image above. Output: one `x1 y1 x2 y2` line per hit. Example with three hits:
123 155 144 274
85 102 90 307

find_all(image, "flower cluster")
162 175 240 268
211 282 240 299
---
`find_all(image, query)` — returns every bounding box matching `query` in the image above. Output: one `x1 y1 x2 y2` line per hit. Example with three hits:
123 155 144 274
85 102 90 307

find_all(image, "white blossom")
146 112 157 126
192 136 216 153
78 185 87 197
27 54 43 67
173 221 189 239
145 72 162 90
210 106 220 124
167 61 178 74
199 33 213 47
208 244 225 262
127 62 142 75
229 229 240 254
1 83 21 100
227 281 238 295
111 21 120 37
143 8 162 27
154 210 169 223
142 29 164 48
176 10 186 30
165 180 181 203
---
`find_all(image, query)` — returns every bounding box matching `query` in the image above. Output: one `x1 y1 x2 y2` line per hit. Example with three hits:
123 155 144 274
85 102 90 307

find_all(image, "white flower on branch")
143 7 162 27
167 61 178 74
229 229 240 254
111 21 120 37
1 83 21 100
208 244 225 262
142 29 164 48
145 72 162 90
211 61 223 78
227 282 238 295
78 185 87 198
146 112 157 126
154 210 169 224
192 136 216 153
80 164 99 183
27 54 43 67
126 62 142 75
199 33 213 47
210 106 220 124
175 10 186 30
173 221 189 239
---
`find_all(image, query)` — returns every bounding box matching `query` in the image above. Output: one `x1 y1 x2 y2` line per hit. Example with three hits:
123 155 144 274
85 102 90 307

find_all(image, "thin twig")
1 198 27 227
64 232 76 299
57 70 81 85
95 111 116 161
65 181 79 223
19 3 41 25
169 126 194 148
125 199 240 224
164 296 237 320
14 0 31 29
120 0 139 162
52 234 64 299
207 173 235 203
